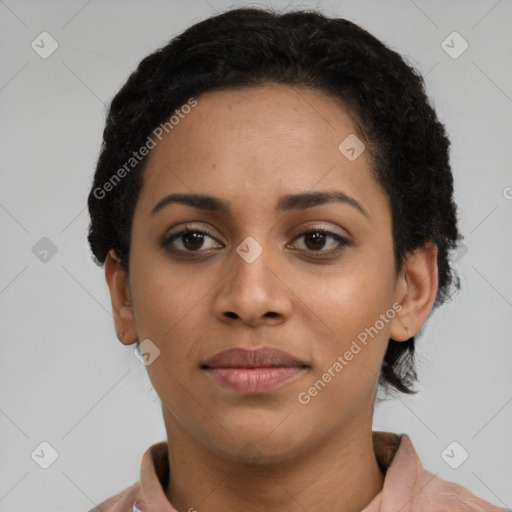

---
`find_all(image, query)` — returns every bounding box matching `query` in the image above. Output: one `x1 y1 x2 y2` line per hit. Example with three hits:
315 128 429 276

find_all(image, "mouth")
201 347 309 393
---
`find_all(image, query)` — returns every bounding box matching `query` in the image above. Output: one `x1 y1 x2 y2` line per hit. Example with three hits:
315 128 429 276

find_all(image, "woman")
86 7 508 512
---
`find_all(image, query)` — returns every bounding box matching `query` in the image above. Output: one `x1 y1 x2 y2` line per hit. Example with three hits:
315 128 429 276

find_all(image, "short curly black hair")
87 6 462 395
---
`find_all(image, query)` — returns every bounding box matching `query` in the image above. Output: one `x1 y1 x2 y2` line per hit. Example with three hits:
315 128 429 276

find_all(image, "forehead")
146 83 359 166
136 84 386 219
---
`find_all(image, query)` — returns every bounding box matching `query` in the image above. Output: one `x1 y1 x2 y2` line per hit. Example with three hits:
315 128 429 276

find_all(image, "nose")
211 241 293 328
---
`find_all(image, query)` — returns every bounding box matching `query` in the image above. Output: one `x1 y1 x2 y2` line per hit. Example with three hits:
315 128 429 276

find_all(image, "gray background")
0 0 511 510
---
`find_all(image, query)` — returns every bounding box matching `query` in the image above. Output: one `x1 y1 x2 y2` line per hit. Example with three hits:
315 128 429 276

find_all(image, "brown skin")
105 84 438 512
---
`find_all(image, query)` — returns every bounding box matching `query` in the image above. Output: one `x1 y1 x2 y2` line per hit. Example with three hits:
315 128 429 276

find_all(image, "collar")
127 431 505 512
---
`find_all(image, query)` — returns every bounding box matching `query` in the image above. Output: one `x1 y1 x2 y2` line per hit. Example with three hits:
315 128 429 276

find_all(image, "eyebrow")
150 191 370 219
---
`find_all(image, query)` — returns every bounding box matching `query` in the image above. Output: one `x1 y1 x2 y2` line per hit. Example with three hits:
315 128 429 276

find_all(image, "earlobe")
105 249 138 345
390 242 439 342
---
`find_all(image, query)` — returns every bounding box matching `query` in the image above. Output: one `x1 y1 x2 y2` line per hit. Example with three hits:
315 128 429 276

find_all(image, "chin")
204 419 308 465
232 442 295 465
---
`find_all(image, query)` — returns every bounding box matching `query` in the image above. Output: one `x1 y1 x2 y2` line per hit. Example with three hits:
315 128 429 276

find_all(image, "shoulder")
408 468 509 511
393 434 509 512
87 441 171 512
88 481 140 512
368 432 509 512
405 470 507 512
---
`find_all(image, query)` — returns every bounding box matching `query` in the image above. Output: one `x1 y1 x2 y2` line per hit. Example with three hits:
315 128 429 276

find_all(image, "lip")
201 347 308 393
202 347 307 369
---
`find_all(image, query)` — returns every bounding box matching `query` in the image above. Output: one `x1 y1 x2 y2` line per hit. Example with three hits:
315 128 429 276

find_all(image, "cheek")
130 246 203 337
128 273 206 414
302 254 396 372
303 256 395 329
133 275 205 419
297 278 395 417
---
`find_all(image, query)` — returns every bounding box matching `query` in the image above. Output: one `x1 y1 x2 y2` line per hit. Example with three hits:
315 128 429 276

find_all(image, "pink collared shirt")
89 432 509 512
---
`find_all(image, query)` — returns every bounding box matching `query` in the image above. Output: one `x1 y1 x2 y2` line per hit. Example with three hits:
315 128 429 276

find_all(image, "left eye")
289 228 349 255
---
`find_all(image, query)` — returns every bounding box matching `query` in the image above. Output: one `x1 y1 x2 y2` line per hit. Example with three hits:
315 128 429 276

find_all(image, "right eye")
161 226 223 255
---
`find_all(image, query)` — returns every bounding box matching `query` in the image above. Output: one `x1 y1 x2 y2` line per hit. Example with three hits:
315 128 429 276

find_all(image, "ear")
389 241 438 341
104 249 138 345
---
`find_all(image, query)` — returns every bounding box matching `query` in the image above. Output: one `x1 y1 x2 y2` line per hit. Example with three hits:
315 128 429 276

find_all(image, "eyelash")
161 224 350 259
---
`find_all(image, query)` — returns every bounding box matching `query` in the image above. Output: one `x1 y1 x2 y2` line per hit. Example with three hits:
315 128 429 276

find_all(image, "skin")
105 84 438 512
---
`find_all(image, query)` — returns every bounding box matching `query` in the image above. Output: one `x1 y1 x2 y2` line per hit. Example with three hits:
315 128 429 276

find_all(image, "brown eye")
290 228 350 256
180 232 207 251
162 227 222 254
303 231 328 251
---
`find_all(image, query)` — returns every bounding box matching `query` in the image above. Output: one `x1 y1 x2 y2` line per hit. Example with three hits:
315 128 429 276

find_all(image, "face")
112 84 412 462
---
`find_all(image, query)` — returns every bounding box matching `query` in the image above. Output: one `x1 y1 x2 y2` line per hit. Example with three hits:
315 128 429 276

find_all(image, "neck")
163 411 385 512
